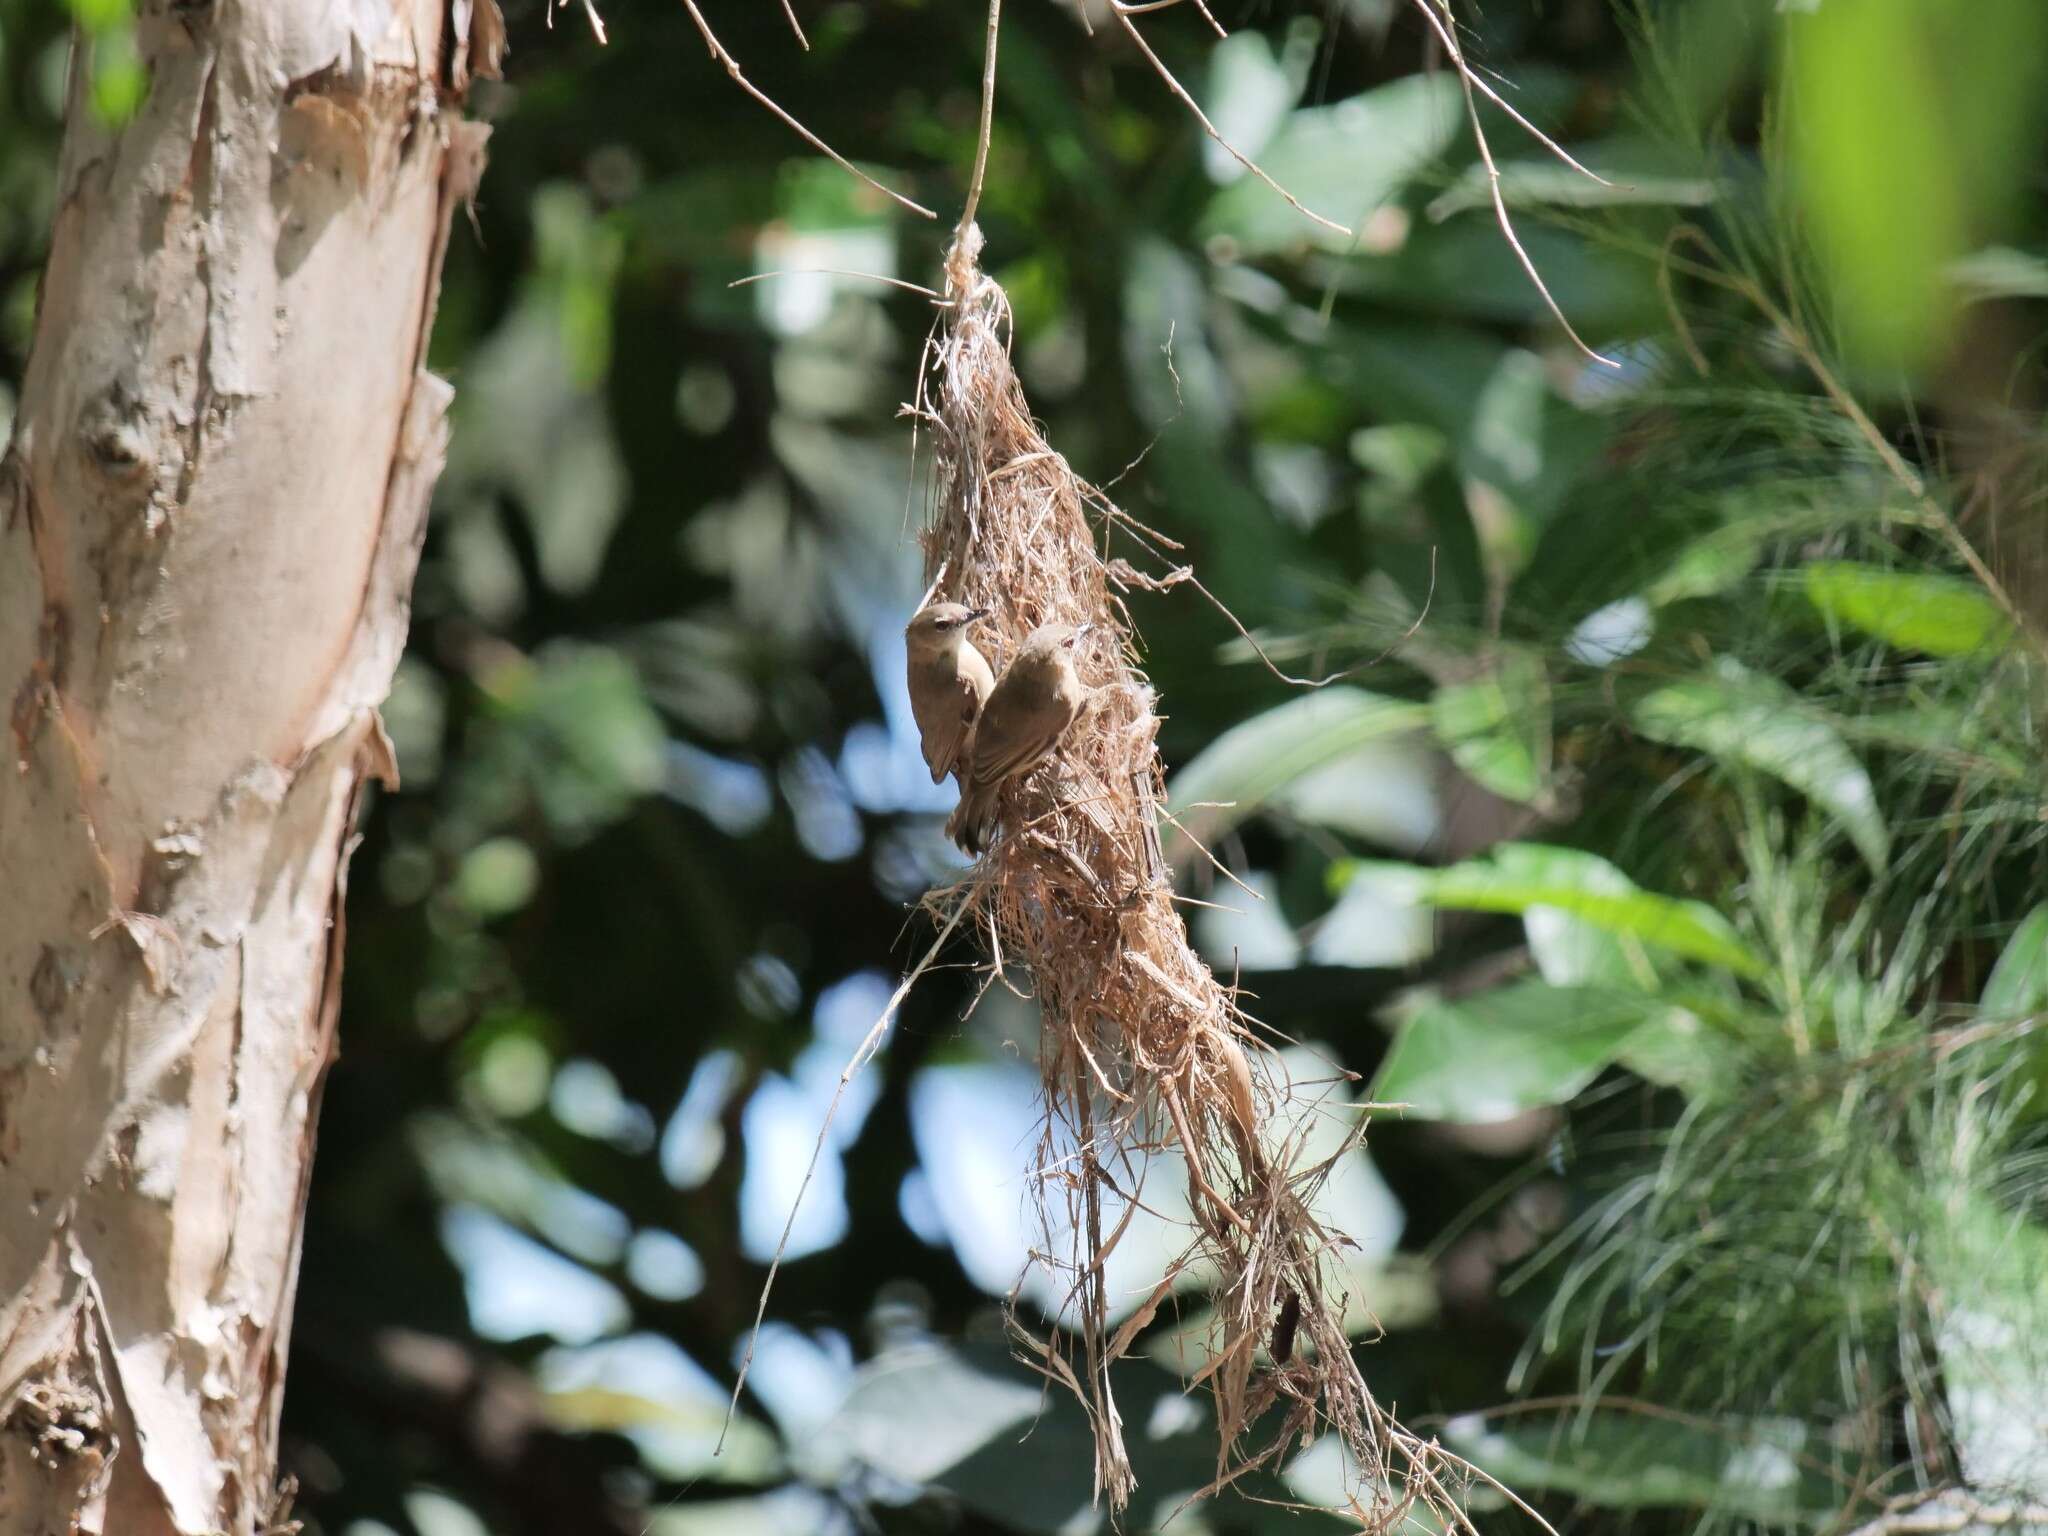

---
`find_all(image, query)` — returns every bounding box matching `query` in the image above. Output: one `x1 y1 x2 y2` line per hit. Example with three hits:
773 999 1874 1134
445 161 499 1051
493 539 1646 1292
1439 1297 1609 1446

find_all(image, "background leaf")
1630 658 1891 872
1341 844 1765 977
1163 688 1427 867
1374 980 1697 1122
1443 1410 1841 1520
1431 654 1551 805
1803 562 2010 656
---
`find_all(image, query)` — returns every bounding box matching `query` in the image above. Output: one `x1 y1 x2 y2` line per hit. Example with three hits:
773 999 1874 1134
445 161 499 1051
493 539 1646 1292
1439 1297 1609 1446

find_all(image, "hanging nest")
911 226 1468 1524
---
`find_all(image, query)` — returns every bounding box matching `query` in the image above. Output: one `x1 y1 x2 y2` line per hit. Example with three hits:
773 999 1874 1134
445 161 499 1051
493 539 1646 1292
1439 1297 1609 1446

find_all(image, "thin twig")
678 0 936 219
1111 3 1352 238
729 268 941 299
1109 514 1437 688
1409 0 1616 366
958 0 1003 242
717 896 971 1450
1431 39 1609 190
778 0 809 49
547 0 609 43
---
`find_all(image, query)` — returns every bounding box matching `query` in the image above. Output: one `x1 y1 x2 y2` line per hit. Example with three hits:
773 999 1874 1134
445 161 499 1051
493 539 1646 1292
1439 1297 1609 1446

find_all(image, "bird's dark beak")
1074 623 1096 642
966 608 990 623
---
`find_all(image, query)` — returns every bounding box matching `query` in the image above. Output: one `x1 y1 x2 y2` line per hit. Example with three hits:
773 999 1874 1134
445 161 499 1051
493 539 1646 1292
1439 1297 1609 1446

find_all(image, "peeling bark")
0 3 497 1531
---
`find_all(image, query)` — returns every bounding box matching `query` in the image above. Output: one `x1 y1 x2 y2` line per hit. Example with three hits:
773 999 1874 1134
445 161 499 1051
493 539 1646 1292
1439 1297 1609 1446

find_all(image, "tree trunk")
0 3 498 1530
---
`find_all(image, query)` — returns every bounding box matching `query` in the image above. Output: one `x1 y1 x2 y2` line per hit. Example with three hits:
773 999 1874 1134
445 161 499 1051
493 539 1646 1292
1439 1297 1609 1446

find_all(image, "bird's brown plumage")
946 622 1090 854
905 602 995 786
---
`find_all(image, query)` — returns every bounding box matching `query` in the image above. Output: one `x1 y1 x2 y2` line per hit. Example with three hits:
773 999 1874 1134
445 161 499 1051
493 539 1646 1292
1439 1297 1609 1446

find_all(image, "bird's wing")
928 671 989 783
972 693 1075 787
909 663 945 782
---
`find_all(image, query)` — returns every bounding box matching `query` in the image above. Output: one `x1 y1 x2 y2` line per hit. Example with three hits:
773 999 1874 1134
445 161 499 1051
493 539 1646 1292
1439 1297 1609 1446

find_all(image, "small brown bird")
946 621 1091 854
905 602 995 786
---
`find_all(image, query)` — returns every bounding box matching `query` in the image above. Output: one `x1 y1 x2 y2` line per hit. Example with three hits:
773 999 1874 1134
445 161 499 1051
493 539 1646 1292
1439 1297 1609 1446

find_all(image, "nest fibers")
912 228 1470 1524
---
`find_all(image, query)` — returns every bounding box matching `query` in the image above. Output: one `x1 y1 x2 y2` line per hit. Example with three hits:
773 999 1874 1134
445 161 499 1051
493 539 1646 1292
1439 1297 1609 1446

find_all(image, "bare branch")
678 0 936 220
779 0 809 49
1409 0 1618 366
1111 3 1353 239
959 0 1003 241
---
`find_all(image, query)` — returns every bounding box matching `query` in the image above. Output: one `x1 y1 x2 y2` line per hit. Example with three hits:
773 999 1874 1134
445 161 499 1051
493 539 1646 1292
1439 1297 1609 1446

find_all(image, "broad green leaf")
1443 1410 1839 1519
1428 152 1720 221
1201 73 1462 255
1200 31 1296 182
1982 905 2048 1017
1431 653 1551 804
1340 843 1765 978
1803 561 2009 656
1374 981 1699 1121
1643 519 1770 606
1162 688 1428 869
1832 704 2029 782
813 1344 1041 1488
1327 217 1660 334
1615 1006 1729 1093
815 1342 1232 1534
1981 904 2048 1119
1519 849 1661 997
1630 658 1890 873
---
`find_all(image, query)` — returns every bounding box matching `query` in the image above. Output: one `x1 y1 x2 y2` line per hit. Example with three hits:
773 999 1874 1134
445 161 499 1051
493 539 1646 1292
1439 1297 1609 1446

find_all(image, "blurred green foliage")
4 0 2047 1533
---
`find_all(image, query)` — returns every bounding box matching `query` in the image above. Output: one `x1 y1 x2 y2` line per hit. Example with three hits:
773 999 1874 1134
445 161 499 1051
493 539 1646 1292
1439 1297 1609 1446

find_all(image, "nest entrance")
914 227 1470 1525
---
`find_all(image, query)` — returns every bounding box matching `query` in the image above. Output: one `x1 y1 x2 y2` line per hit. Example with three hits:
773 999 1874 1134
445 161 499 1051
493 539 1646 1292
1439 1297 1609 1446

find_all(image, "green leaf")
1642 519 1771 607
1374 980 1698 1121
812 1344 1042 1488
1803 561 2010 656
1340 843 1765 978
814 1343 1228 1534
1318 217 1661 334
1981 904 2048 1119
1431 654 1551 804
1982 905 2048 1017
1162 689 1428 869
1831 703 2030 782
1200 31 1297 180
1630 658 1890 873
1201 73 1462 255
1427 146 1721 221
1442 1410 1839 1519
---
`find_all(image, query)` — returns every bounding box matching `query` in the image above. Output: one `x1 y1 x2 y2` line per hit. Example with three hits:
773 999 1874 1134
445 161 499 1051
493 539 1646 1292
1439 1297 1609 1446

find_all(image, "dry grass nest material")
911 227 1477 1526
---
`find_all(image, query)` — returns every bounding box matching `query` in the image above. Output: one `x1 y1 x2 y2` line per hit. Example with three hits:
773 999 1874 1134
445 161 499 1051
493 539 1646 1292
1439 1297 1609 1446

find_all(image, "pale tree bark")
0 2 501 1530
